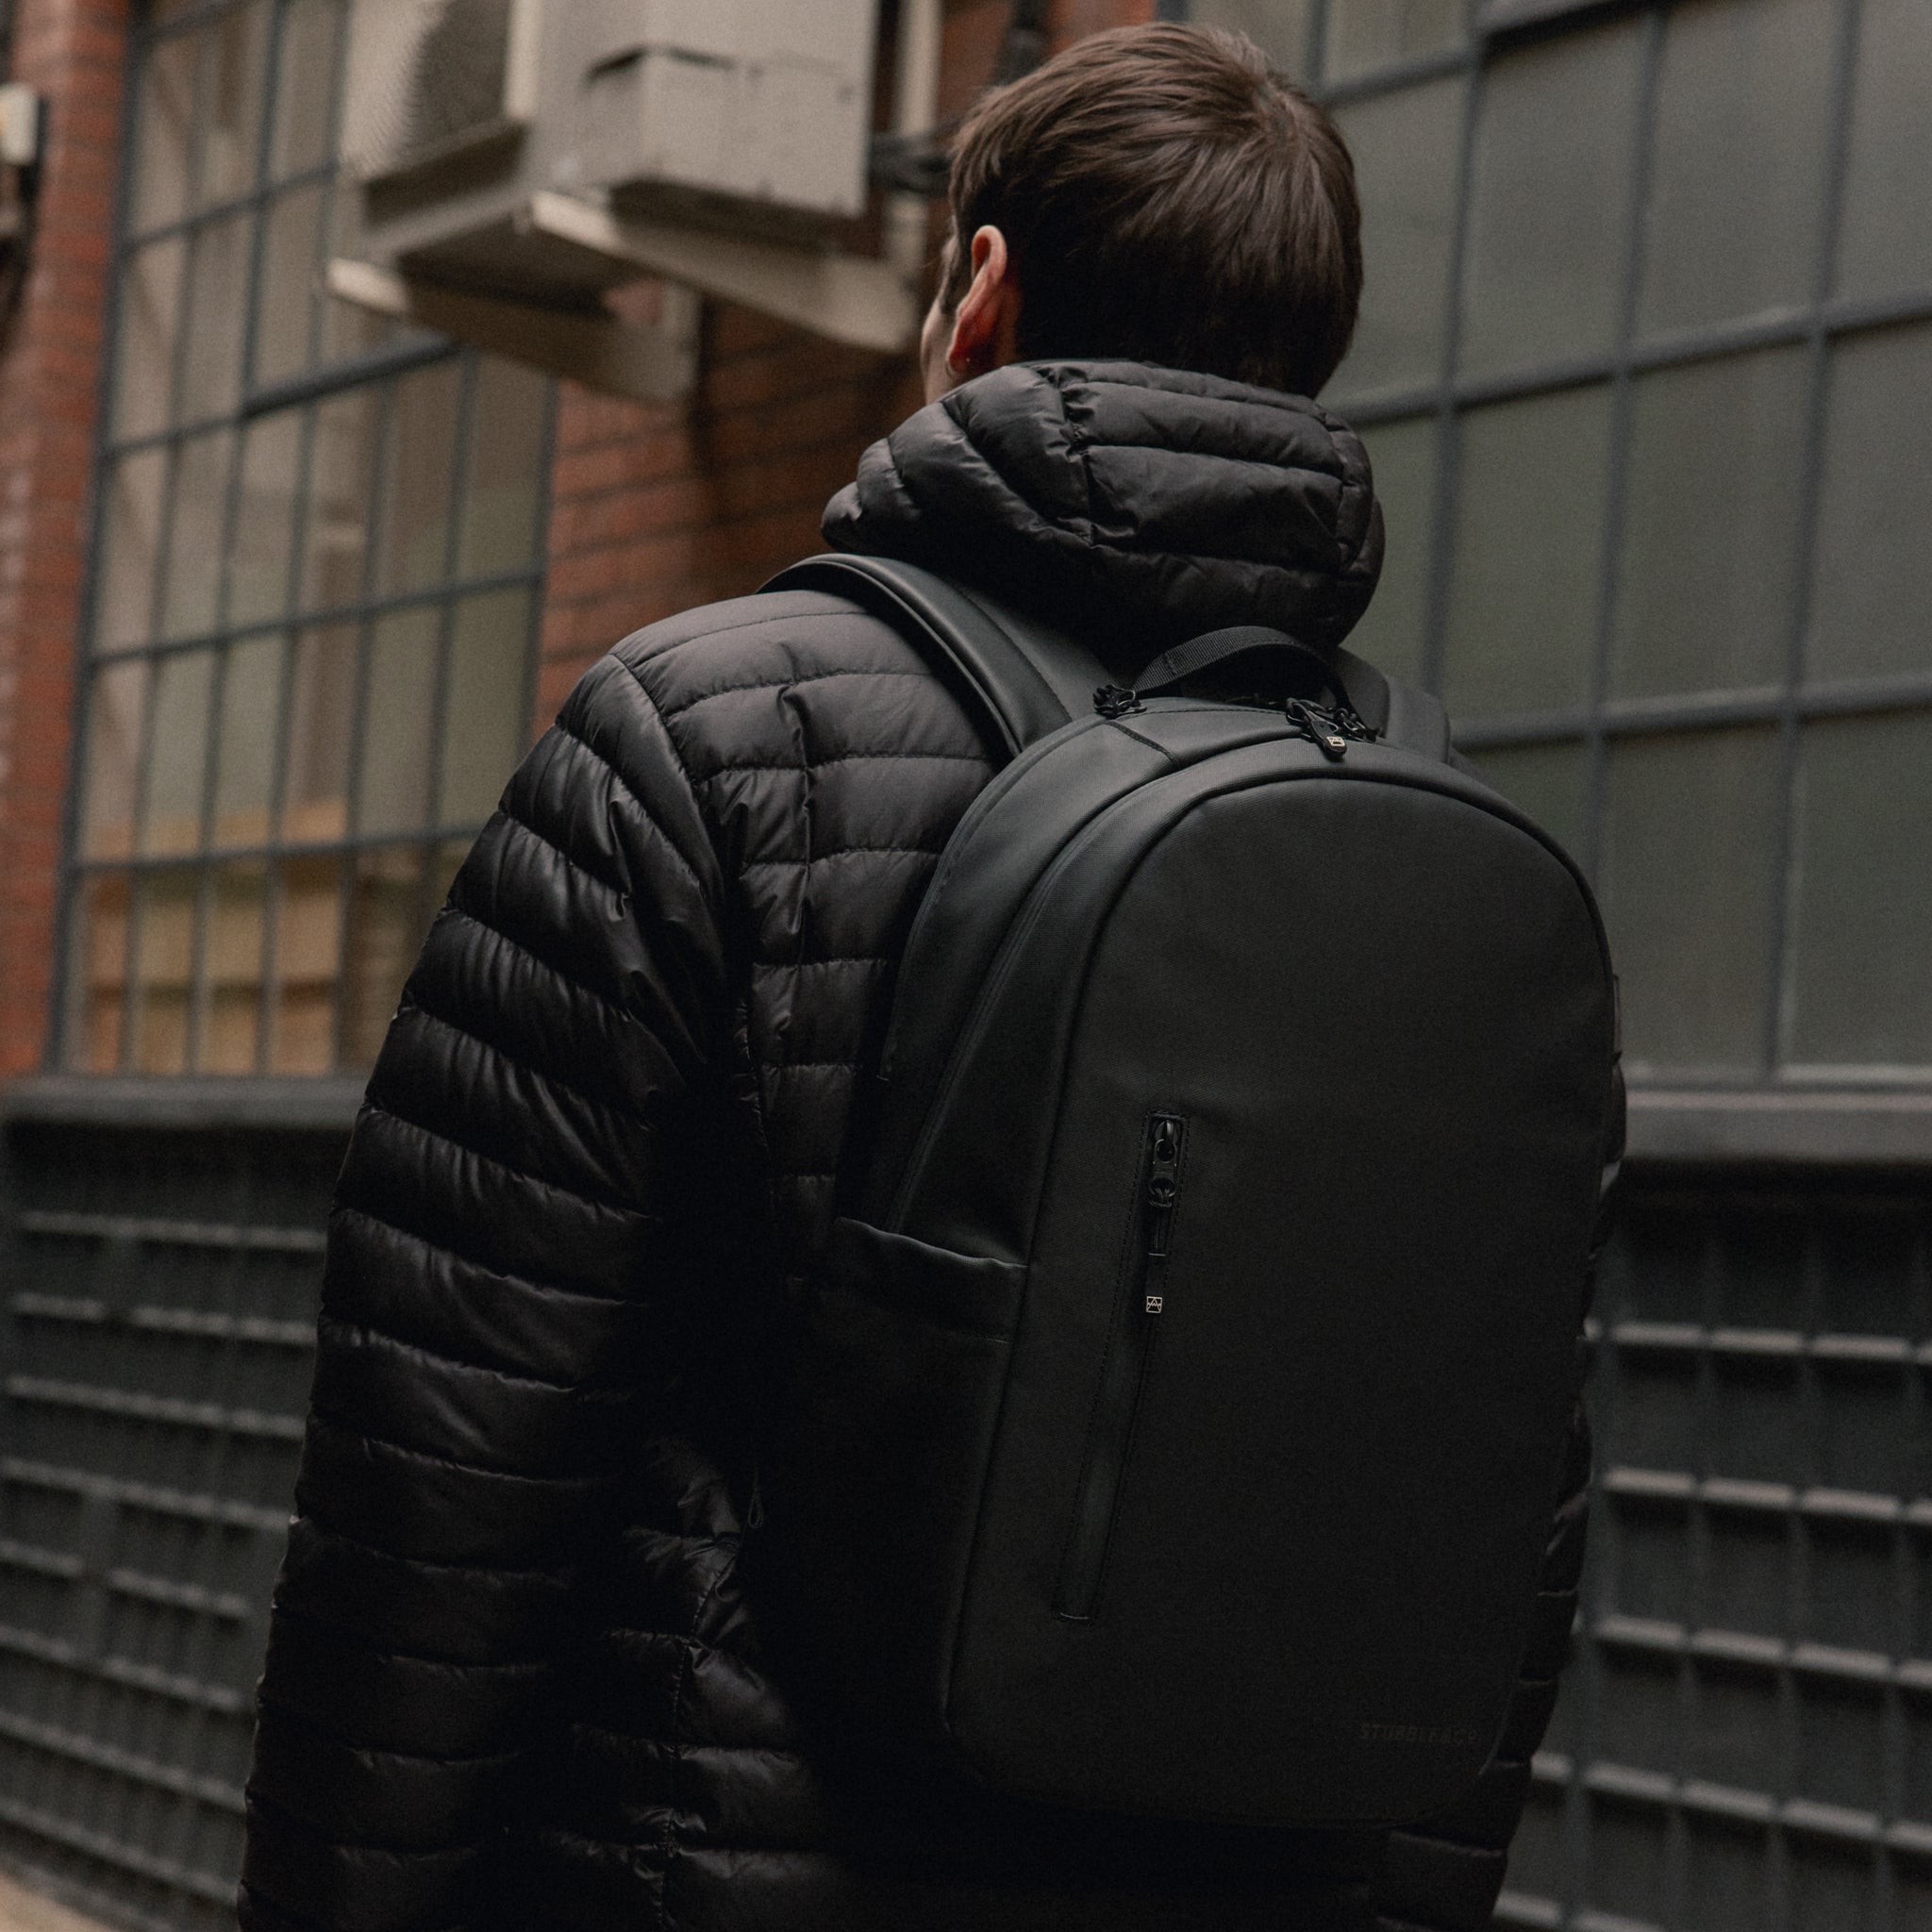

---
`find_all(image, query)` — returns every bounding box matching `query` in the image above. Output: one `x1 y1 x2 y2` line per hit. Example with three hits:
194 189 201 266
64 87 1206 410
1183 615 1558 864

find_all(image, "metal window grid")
50 0 556 1081
1174 0 1932 1098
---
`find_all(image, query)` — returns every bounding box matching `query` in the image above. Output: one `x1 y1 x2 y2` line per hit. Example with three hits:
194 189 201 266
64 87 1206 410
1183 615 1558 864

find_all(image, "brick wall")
0 0 128 1084
538 0 1154 717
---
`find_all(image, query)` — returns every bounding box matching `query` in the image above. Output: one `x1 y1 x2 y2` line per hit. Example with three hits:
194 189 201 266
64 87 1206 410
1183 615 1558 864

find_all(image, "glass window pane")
455 358 548 576
139 646 216 857
68 874 130 1073
375 361 463 594
1344 415 1434 687
112 236 185 441
1786 709 1932 1070
342 845 428 1067
1183 0 1312 71
1837 0 1932 304
211 634 284 848
228 408 304 626
1441 384 1610 718
1599 726 1781 1076
269 856 341 1073
282 623 357 842
203 862 267 1074
1458 16 1644 377
439 588 529 825
1807 325 1932 685
95 448 167 651
300 387 378 609
196 0 269 207
1328 77 1461 401
1470 740 1588 859
356 606 439 835
1637 0 1833 339
176 208 254 425
129 27 199 234
161 427 235 640
1611 346 1807 700
1324 0 1464 84
80 659 149 861
322 183 408 364
272 0 342 178
253 182 326 388
131 869 199 1074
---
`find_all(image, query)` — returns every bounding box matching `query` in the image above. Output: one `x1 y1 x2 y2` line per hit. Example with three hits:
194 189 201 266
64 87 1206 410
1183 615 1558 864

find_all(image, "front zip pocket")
1054 1112 1187 1623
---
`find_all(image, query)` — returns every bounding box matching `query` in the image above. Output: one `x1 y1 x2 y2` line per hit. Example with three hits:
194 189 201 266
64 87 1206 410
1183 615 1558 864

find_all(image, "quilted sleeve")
238 650 730 1932
1369 1063 1625 1932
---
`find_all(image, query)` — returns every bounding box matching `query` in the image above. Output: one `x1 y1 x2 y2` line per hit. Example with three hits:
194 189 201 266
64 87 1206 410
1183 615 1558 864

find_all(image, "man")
240 25 1590 1932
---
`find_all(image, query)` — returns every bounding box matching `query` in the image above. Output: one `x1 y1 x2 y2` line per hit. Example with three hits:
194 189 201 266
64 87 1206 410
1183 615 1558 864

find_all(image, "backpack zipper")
1054 1112 1187 1623
1284 696 1374 761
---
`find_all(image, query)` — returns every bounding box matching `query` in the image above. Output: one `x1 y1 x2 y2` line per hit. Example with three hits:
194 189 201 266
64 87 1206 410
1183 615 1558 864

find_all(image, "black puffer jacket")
241 363 1594 1932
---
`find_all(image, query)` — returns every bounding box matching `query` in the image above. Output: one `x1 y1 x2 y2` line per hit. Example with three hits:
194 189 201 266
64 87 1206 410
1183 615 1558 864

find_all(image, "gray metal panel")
1499 1167 1932 1932
0 1116 342 1931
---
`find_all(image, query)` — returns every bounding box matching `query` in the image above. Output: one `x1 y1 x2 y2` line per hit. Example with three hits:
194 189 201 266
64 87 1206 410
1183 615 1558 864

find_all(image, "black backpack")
758 554 1619 1830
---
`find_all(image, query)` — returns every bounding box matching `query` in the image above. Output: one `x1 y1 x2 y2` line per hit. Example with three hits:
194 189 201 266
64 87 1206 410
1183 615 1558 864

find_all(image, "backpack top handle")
762 553 1451 766
1131 625 1341 703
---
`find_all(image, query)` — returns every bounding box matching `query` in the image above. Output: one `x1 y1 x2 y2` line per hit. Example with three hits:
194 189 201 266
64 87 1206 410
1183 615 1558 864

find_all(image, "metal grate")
0 1117 341 1931
1502 1172 1932 1931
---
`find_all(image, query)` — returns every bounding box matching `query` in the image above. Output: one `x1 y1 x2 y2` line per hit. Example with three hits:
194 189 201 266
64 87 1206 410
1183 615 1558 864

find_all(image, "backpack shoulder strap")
762 553 1107 759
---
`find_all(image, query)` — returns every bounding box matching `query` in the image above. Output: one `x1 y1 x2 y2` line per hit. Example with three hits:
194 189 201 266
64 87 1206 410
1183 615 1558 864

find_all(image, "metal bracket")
325 255 701 403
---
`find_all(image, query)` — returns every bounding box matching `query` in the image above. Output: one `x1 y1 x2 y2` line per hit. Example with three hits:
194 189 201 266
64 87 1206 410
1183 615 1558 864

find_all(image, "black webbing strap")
1132 625 1335 700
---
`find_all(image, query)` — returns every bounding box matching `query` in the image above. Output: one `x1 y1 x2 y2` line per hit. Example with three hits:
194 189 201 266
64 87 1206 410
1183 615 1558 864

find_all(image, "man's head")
919 24 1362 405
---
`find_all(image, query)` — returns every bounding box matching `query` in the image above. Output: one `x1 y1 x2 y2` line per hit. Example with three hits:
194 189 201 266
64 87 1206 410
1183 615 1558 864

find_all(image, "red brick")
704 303 801 362
0 0 129 1088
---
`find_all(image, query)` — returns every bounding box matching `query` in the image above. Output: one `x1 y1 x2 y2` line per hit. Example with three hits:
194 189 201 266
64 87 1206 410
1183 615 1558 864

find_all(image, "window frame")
1173 0 1932 1156
45 0 556 1091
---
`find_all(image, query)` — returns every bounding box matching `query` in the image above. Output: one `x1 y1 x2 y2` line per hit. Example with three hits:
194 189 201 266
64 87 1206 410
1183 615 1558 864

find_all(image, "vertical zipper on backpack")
1054 1112 1187 1623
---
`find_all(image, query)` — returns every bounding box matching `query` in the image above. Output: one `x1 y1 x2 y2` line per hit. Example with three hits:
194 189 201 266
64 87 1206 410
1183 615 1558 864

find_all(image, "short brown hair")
943 24 1362 396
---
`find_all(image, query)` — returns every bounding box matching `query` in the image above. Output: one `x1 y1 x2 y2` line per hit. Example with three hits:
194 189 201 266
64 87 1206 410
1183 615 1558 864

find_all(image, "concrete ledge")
1 1075 365 1134
6 1075 1932 1168
1627 1090 1932 1169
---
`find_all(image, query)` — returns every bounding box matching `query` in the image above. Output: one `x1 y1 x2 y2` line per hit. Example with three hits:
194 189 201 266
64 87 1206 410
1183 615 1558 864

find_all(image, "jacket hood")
823 360 1384 672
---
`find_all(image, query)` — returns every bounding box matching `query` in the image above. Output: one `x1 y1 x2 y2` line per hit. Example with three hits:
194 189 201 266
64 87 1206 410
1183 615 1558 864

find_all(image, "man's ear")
946 225 1023 380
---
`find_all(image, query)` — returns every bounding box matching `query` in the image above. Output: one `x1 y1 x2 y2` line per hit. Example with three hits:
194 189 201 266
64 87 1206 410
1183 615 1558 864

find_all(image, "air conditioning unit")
334 0 926 384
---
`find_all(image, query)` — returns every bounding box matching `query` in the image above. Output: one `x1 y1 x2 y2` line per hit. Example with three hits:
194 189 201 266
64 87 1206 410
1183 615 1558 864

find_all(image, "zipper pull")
1094 683 1144 720
1286 698 1349 761
1144 1114 1185 1279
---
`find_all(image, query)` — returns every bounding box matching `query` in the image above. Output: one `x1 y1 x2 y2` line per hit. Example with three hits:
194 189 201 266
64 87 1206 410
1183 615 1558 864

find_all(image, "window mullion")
1577 3 1664 893
1762 0 1868 1078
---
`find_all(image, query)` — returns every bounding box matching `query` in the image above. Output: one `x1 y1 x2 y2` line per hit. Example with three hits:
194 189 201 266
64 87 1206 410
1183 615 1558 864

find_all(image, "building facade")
0 0 1926 1926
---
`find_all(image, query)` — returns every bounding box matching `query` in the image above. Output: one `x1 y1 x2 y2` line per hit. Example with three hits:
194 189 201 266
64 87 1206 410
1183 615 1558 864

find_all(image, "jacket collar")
823 360 1384 675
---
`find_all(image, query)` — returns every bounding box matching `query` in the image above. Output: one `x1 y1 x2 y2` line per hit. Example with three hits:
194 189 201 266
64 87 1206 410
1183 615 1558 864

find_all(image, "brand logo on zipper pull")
1144 1294 1164 1315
